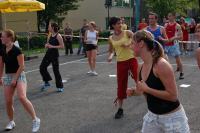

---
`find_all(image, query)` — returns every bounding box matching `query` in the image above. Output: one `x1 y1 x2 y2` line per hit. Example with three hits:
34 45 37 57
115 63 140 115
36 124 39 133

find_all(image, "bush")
99 30 111 38
18 35 47 50
17 30 110 50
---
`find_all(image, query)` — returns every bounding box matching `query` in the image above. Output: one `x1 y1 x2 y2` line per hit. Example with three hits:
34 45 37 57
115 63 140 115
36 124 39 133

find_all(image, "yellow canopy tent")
0 0 45 58
0 0 45 13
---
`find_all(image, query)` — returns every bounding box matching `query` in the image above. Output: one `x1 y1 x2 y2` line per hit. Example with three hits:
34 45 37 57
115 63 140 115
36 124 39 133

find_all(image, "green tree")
145 0 198 20
37 0 83 32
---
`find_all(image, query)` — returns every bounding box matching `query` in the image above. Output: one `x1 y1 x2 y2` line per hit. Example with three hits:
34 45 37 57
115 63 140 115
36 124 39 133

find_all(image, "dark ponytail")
51 22 60 33
133 30 164 64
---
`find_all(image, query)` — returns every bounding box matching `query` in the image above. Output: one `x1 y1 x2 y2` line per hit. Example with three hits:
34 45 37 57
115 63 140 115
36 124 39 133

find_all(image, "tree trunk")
37 12 41 33
45 19 50 33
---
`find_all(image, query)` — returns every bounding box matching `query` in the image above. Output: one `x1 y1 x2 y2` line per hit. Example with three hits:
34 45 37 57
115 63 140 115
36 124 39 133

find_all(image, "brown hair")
149 12 158 19
133 30 164 64
168 12 176 17
3 29 15 42
50 22 60 33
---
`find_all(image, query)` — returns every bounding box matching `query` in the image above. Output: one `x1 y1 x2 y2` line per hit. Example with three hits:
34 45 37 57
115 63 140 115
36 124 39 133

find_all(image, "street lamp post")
134 0 140 31
105 0 112 29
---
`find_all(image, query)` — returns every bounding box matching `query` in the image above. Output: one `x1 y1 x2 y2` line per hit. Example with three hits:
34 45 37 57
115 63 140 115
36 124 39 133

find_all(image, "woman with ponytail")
127 30 190 133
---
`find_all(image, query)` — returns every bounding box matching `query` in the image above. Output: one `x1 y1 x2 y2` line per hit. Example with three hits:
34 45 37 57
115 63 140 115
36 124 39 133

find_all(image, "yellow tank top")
110 31 134 62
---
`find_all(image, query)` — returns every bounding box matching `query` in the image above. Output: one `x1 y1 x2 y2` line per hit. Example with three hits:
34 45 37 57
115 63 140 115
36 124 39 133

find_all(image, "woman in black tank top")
127 30 190 132
39 22 65 92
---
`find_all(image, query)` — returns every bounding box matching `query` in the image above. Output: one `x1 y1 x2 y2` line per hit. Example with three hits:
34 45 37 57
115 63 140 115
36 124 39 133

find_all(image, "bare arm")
70 28 73 41
159 27 169 43
121 30 134 48
84 31 88 43
0 56 4 79
127 64 144 96
107 38 114 62
139 59 178 101
96 31 99 43
14 54 25 81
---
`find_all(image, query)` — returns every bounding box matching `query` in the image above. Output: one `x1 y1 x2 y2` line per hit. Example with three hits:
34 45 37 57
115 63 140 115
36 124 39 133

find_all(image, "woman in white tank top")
84 21 99 76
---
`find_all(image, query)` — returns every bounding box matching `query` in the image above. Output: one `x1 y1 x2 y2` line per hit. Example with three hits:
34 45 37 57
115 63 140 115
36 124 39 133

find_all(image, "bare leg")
4 86 15 121
91 50 97 71
87 51 92 71
196 48 200 69
16 82 37 120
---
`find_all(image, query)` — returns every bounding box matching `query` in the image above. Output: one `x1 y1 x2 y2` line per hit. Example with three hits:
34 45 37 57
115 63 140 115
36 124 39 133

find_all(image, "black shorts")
85 44 97 51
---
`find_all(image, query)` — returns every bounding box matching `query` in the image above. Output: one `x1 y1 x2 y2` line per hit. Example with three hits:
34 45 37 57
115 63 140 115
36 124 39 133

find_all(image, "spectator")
162 17 169 26
138 18 148 30
121 17 128 30
195 24 200 69
189 18 196 51
180 17 189 55
14 35 20 48
64 22 73 55
77 19 89 56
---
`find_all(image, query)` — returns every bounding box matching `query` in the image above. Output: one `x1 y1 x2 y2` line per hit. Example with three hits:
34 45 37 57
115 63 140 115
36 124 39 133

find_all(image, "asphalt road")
0 45 199 133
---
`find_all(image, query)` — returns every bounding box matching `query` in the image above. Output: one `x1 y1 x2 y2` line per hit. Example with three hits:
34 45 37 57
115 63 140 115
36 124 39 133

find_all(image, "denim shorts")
164 43 181 57
141 105 190 133
3 72 27 86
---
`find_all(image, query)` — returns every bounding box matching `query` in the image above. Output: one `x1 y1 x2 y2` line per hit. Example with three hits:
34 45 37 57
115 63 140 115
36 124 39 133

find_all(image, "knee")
18 95 27 103
40 64 45 71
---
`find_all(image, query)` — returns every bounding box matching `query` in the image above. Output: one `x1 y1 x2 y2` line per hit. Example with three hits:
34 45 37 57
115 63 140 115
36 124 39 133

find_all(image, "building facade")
63 0 134 30
0 12 38 32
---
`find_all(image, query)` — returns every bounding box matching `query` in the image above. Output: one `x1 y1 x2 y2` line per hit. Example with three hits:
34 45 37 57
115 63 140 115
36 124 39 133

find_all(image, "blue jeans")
78 39 86 54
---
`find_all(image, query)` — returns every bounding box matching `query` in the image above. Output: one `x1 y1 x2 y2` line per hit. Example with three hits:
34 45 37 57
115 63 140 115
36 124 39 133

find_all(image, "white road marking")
109 75 117 78
25 53 107 74
180 84 191 88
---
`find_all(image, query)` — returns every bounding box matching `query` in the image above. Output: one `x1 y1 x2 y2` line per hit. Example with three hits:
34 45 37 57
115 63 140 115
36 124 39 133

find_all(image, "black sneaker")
179 72 184 80
114 108 124 119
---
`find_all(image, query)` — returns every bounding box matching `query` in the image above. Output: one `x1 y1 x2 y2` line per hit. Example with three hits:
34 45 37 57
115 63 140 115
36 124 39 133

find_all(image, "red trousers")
117 58 138 100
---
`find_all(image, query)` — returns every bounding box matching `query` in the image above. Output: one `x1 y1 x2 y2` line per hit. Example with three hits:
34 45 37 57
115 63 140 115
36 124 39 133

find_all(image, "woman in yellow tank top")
108 17 138 119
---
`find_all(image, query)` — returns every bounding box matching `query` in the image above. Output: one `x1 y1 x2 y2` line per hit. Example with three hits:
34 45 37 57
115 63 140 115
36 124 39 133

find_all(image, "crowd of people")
0 10 199 133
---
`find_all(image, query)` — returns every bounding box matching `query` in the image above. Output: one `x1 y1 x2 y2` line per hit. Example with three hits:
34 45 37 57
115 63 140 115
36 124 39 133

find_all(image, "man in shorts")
165 12 184 79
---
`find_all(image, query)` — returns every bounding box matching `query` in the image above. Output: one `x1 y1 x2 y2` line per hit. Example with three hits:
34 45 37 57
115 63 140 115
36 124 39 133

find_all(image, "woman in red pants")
107 17 138 119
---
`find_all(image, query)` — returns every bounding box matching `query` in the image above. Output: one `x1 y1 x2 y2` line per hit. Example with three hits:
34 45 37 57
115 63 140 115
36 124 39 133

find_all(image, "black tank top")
46 33 59 57
139 65 180 114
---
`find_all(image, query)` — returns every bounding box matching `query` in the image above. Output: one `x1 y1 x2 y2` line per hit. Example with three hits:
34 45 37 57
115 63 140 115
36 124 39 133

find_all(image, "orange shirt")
138 23 148 30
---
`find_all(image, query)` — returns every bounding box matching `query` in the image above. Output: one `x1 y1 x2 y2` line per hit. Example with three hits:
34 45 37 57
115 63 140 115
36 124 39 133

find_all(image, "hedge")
17 30 110 50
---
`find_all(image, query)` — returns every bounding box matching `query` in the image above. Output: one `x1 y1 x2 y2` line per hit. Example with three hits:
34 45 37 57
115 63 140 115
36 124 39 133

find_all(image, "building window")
113 0 133 8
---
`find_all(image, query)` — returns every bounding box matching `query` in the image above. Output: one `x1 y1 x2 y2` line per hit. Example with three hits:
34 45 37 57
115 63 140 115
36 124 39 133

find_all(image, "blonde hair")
3 29 15 42
89 21 96 28
133 30 164 64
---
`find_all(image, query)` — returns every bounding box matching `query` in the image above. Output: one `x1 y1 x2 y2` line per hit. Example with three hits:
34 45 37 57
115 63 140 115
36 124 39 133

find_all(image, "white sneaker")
32 117 40 133
87 71 93 74
5 121 16 131
92 71 98 76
